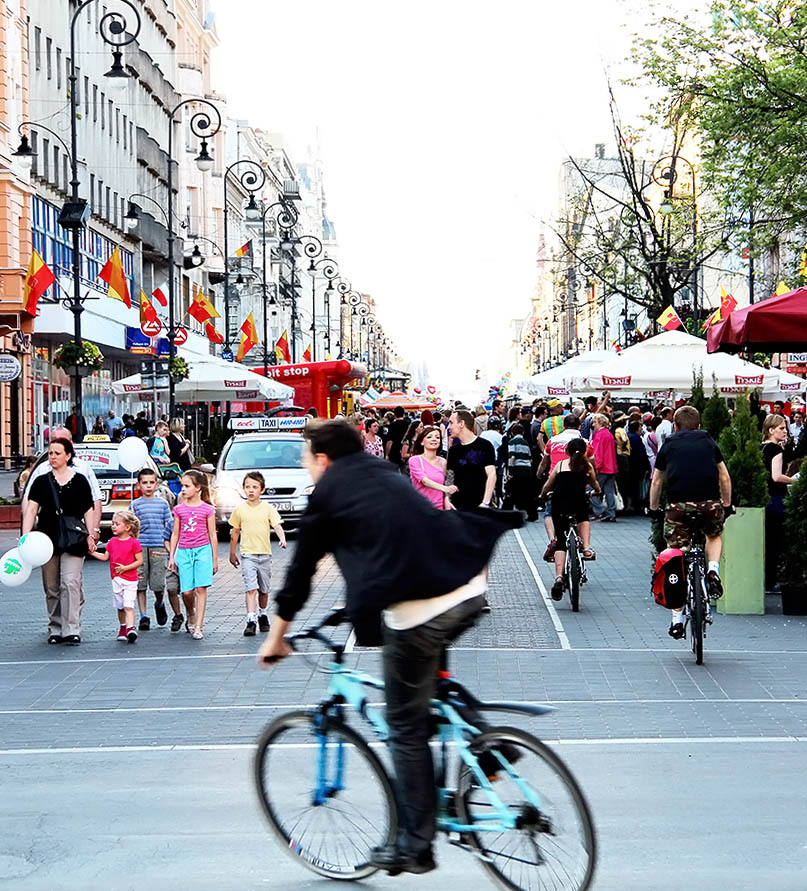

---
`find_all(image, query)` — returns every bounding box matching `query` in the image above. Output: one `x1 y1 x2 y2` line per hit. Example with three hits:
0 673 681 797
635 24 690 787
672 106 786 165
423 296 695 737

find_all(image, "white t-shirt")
656 419 674 448
481 430 503 452
24 456 102 505
383 572 488 631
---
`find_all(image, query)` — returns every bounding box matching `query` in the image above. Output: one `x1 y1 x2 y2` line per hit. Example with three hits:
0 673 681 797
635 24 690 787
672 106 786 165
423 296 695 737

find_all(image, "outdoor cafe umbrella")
367 391 438 411
110 355 294 402
707 287 807 354
518 350 613 398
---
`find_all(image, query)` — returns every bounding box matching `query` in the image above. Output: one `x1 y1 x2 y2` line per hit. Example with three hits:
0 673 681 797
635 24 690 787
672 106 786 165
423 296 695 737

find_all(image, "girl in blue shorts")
168 470 217 640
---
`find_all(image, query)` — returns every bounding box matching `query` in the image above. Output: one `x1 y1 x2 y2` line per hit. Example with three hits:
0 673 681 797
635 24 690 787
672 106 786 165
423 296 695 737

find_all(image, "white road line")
344 629 356 653
514 528 570 649
2 697 805 717
0 736 805 756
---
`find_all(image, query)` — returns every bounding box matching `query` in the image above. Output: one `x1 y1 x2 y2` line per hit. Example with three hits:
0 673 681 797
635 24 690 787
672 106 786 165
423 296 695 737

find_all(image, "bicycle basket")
652 548 686 609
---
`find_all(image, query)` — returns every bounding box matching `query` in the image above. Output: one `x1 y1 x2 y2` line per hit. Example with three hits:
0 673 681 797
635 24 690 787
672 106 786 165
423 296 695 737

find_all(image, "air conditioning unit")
282 180 300 201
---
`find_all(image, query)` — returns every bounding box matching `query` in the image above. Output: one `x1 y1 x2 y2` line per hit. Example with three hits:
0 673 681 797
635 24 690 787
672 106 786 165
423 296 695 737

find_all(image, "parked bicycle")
254 609 597 890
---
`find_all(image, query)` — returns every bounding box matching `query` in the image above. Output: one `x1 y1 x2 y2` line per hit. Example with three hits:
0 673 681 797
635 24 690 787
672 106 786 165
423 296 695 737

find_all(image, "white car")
202 419 313 533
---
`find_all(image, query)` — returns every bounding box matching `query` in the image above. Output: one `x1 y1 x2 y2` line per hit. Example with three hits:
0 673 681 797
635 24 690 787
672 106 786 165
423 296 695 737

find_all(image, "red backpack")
652 549 686 609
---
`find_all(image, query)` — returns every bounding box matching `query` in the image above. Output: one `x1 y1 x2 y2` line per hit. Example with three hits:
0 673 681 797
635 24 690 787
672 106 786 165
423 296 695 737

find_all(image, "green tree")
690 367 706 413
782 461 807 584
702 381 731 442
634 1 807 274
718 394 768 507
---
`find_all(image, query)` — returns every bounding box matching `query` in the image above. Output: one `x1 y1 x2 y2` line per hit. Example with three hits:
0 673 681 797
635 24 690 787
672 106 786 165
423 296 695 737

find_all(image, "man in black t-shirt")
649 405 732 639
384 406 410 468
446 409 497 510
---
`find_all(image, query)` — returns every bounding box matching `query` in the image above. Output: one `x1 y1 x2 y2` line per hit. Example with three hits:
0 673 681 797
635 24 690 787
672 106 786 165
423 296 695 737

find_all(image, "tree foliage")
718 394 769 507
702 378 732 441
690 367 706 413
783 459 807 583
634 1 807 274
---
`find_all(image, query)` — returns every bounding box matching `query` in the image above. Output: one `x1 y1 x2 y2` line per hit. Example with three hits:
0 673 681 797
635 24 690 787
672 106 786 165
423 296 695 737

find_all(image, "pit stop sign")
174 327 188 345
140 317 162 337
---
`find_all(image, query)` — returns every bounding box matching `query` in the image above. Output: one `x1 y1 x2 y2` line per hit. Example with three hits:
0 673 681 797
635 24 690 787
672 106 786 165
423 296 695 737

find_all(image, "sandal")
582 548 596 561
551 577 564 601
192 629 204 640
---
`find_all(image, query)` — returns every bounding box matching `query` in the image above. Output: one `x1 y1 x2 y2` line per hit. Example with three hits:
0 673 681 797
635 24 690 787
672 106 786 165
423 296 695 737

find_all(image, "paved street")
1 516 807 889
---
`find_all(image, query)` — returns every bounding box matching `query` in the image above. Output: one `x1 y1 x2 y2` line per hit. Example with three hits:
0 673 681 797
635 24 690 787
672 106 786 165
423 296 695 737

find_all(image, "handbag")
614 484 625 513
47 473 89 554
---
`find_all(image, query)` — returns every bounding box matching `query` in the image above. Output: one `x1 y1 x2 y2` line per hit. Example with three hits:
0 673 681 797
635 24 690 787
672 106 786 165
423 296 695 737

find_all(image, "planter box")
781 584 807 616
718 506 765 615
0 504 21 530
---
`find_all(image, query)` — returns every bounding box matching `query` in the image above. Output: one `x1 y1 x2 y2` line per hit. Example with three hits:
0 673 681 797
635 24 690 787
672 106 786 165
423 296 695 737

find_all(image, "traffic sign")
174 327 188 345
222 348 234 362
140 317 162 337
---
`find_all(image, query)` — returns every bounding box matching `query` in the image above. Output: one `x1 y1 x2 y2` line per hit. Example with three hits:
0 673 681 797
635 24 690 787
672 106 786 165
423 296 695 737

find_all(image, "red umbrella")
707 287 807 353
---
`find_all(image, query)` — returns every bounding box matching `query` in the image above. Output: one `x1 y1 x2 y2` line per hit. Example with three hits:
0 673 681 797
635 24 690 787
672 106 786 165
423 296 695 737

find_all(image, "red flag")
656 305 683 331
139 290 159 326
151 283 168 307
236 312 258 362
23 249 55 315
205 322 224 345
187 291 219 324
302 344 312 362
98 247 131 308
275 329 291 364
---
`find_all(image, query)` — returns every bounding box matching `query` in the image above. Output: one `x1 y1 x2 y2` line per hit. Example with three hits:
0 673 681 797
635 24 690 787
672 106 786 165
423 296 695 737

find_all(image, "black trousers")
382 594 486 855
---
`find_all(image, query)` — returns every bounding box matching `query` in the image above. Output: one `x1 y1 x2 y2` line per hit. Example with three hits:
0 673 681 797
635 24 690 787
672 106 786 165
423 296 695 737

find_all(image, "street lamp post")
309 256 340 362
657 154 699 323
166 99 220 418
15 3 143 422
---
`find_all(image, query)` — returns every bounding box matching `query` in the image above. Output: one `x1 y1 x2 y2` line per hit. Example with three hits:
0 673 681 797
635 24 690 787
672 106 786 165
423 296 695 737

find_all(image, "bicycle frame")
311 658 546 835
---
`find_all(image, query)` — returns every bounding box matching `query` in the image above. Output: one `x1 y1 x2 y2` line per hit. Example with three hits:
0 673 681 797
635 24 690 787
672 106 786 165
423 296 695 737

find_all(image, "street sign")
141 317 162 337
174 327 188 345
0 355 21 382
222 348 234 362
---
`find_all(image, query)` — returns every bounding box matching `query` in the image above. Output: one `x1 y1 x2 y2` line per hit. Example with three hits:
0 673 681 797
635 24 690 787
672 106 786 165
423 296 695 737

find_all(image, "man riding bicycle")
258 420 523 876
648 406 732 640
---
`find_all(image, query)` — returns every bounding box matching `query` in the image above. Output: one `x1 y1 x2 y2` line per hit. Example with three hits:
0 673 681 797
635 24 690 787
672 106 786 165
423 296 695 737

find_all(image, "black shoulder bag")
47 473 89 555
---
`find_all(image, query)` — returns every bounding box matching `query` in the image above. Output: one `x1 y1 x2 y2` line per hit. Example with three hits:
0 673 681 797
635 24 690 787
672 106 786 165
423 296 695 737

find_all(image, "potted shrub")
780 462 807 614
716 394 769 614
53 340 104 375
0 496 21 529
701 376 731 443
170 356 189 382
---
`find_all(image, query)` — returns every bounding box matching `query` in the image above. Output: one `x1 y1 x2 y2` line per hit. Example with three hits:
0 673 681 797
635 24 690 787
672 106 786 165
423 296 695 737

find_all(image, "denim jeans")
382 594 486 855
593 472 617 519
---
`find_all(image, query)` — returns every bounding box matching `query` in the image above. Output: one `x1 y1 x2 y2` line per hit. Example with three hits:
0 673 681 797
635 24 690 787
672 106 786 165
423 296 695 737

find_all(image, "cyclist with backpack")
648 405 732 640
541 438 600 601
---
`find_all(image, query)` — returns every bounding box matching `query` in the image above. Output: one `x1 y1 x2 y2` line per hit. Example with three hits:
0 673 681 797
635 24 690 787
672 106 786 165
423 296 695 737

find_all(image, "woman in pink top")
590 413 618 521
407 426 458 509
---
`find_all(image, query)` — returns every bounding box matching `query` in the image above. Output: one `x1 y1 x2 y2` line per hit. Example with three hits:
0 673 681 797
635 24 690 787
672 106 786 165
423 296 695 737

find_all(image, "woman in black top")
168 418 192 471
21 437 96 645
762 414 796 591
541 438 600 601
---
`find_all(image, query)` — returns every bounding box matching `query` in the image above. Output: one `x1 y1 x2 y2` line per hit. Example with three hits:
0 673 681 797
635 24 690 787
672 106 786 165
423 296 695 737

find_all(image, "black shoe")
369 845 436 876
551 578 564 601
139 615 151 631
126 627 138 644
170 613 183 633
47 634 63 645
668 622 685 640
154 600 168 626
706 570 723 601
257 614 270 632
477 743 523 780
244 620 257 637
63 635 81 646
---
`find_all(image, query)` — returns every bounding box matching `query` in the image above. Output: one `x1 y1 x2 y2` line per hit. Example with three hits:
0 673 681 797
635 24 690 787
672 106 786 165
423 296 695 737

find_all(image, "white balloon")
17 531 54 568
0 548 32 587
118 436 149 473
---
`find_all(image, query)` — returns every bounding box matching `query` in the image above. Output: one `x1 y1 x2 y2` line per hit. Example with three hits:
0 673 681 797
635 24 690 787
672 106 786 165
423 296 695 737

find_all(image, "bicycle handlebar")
261 608 348 664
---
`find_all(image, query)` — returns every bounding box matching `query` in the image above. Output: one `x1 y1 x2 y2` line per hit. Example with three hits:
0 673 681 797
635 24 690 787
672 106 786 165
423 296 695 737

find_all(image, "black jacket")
275 451 523 644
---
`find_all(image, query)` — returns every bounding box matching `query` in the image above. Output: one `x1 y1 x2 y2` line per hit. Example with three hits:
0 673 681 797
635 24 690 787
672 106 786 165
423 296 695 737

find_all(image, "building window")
53 145 59 189
46 37 52 79
101 92 105 129
93 85 98 122
113 191 118 227
89 174 95 213
34 27 41 70
84 76 89 116
116 108 120 144
42 138 49 180
129 121 134 154
56 48 62 89
30 131 38 176
108 100 113 137
63 156 68 192
123 114 127 149
105 186 110 221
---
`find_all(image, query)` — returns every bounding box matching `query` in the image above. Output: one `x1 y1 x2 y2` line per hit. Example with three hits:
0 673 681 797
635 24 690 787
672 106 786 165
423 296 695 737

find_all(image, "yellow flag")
775 280 790 296
656 305 683 331
800 249 807 279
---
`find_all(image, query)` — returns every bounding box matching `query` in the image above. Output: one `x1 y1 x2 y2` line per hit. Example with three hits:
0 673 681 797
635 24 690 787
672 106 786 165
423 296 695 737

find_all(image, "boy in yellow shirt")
229 471 287 635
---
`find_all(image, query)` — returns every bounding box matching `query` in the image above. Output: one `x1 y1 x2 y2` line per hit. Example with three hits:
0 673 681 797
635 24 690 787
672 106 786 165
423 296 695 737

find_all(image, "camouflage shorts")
664 501 725 549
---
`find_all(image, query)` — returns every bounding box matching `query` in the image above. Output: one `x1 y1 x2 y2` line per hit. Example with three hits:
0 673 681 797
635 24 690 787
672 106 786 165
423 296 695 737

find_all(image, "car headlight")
215 486 243 511
303 484 315 496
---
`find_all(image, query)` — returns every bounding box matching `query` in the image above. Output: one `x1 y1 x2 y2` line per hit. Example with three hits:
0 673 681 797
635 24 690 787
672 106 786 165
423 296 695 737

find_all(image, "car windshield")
223 438 304 470
74 446 140 480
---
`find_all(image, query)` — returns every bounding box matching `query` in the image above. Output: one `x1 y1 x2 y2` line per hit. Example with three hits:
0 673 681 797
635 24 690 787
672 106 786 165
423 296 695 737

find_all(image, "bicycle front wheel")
254 709 397 880
690 562 705 665
455 726 596 891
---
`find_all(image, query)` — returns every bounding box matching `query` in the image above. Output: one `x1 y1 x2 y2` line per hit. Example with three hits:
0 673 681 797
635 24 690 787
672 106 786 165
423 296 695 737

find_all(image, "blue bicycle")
254 610 596 889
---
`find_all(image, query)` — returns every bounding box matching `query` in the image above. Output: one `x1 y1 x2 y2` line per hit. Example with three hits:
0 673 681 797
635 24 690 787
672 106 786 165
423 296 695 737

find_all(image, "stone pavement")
1 514 807 888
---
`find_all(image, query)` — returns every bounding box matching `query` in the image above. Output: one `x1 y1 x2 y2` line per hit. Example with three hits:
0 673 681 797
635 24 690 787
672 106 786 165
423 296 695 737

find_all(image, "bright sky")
213 0 648 399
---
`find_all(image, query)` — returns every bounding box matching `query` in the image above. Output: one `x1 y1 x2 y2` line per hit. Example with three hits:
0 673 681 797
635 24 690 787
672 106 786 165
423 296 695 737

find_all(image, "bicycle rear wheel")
455 726 596 891
567 533 581 612
254 709 397 879
690 562 705 665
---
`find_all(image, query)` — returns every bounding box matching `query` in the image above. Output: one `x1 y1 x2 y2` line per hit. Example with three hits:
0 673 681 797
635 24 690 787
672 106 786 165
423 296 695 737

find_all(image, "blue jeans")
593 472 617 519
